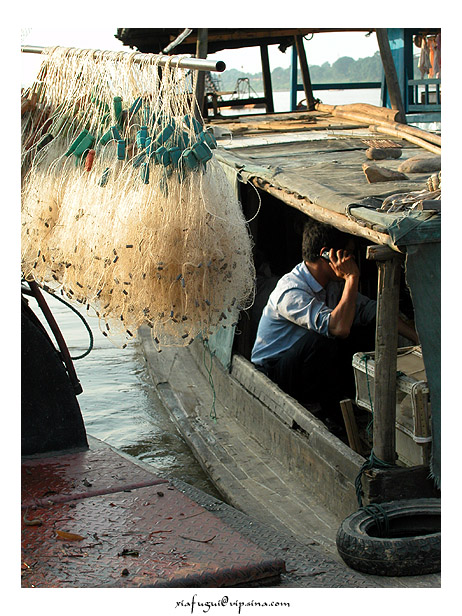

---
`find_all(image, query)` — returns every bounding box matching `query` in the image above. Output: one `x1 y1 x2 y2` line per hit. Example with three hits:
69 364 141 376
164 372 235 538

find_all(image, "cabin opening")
232 182 418 447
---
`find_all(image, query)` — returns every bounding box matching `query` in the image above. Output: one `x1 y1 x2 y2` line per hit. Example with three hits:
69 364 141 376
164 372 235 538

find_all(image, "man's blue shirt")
251 262 376 365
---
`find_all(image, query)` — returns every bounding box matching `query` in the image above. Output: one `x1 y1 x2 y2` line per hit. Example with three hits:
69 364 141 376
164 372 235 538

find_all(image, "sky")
20 28 380 87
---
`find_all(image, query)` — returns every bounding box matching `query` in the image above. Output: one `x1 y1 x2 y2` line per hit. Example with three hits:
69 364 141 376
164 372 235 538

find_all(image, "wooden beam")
294 35 316 111
375 28 406 124
260 45 274 113
206 96 266 110
195 28 208 121
175 29 375 45
340 399 363 455
366 244 403 262
251 177 401 250
365 465 440 503
368 250 402 464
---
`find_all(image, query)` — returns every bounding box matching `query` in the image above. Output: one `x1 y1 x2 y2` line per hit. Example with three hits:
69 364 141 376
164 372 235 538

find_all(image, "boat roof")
115 27 440 56
210 109 440 249
115 28 375 55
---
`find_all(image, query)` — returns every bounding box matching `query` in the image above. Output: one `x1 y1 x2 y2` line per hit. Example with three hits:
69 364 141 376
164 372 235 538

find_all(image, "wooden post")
260 45 274 113
290 44 298 111
195 28 208 121
340 399 363 455
376 28 407 124
367 245 403 464
294 35 316 111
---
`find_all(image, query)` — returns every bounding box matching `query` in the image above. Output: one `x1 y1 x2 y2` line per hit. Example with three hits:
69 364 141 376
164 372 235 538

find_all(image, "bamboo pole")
315 102 441 147
319 102 402 123
194 28 208 120
162 28 193 54
369 124 441 155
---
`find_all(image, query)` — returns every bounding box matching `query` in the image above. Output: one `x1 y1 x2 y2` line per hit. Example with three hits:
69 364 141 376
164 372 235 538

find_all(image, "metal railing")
407 78 441 112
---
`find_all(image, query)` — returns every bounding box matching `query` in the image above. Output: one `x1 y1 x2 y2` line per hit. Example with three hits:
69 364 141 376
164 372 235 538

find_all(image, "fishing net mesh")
21 47 255 345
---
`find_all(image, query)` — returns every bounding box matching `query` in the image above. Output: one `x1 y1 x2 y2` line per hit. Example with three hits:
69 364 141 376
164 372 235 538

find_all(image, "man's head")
302 220 353 263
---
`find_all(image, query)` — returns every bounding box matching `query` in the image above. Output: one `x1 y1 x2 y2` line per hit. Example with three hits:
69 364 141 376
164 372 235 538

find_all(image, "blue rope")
355 450 395 507
359 503 390 536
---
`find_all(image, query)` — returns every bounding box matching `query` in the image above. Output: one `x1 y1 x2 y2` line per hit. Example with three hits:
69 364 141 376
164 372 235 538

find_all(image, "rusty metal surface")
173 480 441 588
21 444 285 587
22 445 168 508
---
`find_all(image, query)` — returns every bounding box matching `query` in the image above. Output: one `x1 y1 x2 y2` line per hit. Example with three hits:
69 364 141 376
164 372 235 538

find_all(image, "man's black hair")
302 219 351 262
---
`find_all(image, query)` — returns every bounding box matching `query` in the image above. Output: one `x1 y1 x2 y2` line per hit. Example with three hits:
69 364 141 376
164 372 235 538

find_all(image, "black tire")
336 498 440 576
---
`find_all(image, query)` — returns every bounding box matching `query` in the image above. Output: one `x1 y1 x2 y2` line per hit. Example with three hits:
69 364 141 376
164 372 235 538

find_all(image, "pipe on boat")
21 45 226 73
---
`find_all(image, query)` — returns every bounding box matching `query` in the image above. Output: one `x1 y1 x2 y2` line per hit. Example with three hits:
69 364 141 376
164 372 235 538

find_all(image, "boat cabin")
116 28 441 493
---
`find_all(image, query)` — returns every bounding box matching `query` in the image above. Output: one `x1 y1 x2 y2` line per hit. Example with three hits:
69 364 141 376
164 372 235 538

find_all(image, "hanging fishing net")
21 47 255 346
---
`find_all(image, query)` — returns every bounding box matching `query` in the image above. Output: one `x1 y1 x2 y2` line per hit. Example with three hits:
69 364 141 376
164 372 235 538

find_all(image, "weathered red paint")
22 442 285 587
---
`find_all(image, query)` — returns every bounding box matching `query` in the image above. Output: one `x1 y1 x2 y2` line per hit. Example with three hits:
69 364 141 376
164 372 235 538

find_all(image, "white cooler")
353 347 432 467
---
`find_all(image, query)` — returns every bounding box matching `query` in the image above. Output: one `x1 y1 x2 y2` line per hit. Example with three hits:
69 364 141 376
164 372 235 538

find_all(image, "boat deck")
21 436 381 589
21 437 286 588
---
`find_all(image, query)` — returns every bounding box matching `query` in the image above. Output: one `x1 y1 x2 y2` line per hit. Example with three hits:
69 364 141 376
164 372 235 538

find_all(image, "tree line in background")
217 52 419 93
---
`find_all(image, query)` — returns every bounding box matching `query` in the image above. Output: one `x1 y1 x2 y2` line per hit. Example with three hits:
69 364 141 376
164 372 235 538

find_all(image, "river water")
223 88 381 114
27 291 222 498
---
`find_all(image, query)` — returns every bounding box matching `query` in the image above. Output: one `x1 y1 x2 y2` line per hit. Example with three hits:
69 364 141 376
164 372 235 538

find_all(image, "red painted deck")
21 439 285 587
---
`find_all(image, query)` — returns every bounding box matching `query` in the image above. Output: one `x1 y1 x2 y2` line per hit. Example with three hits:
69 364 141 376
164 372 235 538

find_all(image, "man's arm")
327 249 360 339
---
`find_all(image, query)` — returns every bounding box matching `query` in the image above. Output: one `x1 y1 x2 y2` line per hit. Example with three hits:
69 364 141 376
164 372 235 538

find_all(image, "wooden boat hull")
138 327 439 554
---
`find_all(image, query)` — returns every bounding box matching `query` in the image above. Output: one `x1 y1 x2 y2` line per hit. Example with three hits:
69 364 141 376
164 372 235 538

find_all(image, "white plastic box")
352 347 432 467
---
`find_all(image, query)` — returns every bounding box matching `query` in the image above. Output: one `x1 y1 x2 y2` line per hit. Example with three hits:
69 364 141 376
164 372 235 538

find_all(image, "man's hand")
326 248 360 281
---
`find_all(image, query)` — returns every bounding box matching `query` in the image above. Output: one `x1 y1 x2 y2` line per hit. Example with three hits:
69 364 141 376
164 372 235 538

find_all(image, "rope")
42 286 94 359
22 279 94 360
203 339 217 422
359 503 390 537
355 450 395 508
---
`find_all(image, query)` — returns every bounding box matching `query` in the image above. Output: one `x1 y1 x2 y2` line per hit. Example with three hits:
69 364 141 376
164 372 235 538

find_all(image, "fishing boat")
21 28 441 585
115 28 441 577
207 77 267 113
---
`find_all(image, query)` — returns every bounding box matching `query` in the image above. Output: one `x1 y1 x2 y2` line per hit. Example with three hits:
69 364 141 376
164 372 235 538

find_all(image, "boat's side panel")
21 298 88 456
189 340 365 521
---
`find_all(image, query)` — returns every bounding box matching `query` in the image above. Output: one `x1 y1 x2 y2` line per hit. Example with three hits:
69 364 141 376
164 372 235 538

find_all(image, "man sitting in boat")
251 220 418 429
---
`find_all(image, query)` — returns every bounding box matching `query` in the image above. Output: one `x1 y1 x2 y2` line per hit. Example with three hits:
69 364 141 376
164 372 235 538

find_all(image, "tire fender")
336 498 441 576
